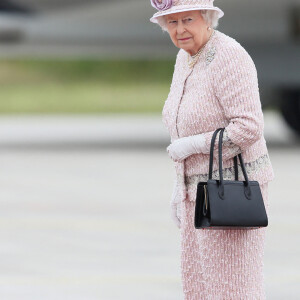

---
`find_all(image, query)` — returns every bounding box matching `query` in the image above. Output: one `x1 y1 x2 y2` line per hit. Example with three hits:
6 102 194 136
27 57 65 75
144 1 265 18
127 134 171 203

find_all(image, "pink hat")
149 0 224 24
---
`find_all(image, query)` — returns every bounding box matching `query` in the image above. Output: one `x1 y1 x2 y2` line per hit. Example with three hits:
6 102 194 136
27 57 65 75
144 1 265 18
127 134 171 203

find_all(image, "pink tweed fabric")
162 29 275 299
162 29 275 200
180 182 269 300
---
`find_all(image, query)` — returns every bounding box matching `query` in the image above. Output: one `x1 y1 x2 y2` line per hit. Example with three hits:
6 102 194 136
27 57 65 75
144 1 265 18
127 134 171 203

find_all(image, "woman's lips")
179 37 191 41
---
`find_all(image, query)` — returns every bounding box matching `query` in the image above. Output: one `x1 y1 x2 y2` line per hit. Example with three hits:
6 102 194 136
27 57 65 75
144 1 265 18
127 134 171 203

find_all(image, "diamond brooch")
205 46 216 65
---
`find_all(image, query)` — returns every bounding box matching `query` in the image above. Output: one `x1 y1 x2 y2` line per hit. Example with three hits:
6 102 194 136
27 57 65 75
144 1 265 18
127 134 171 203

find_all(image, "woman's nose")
177 21 186 34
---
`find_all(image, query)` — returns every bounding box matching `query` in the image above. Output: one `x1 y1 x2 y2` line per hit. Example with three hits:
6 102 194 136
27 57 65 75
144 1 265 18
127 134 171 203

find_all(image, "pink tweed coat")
162 29 275 201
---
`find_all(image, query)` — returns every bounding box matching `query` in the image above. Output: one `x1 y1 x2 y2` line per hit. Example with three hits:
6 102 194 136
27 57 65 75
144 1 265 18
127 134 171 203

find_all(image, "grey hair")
157 10 220 32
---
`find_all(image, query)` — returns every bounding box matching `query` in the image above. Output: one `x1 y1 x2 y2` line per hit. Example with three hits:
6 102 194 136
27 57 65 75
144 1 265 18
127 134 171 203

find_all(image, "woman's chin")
180 46 192 53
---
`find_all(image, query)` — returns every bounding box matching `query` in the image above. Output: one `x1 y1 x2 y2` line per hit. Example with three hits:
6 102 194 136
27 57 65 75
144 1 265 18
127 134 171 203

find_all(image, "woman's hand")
166 134 206 162
170 178 186 229
171 201 182 229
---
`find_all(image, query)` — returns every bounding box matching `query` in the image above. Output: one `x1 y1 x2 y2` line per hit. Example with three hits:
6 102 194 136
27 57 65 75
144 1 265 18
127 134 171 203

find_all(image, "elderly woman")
150 0 275 299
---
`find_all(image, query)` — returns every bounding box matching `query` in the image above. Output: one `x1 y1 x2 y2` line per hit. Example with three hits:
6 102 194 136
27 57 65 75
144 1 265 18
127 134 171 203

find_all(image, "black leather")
194 127 268 230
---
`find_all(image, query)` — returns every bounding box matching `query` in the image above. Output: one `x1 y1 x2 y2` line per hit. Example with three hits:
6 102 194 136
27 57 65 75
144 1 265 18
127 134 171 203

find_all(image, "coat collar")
181 29 219 69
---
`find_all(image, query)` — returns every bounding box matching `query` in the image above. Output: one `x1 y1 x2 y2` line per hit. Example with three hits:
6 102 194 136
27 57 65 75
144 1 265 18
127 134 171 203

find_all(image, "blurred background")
0 0 299 299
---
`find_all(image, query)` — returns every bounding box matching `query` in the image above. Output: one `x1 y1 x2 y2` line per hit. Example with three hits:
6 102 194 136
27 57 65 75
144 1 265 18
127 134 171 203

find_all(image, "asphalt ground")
0 110 298 149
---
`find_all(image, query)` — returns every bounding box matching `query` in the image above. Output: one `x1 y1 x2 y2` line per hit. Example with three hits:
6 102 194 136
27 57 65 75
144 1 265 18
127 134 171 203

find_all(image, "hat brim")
150 6 224 24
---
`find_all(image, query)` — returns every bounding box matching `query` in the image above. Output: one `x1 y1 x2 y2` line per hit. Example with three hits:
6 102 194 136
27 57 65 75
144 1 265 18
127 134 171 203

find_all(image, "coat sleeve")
200 45 264 161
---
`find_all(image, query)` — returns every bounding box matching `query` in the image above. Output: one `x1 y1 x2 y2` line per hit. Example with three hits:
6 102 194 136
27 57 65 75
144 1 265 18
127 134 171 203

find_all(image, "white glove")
166 134 206 162
170 178 186 229
171 201 181 229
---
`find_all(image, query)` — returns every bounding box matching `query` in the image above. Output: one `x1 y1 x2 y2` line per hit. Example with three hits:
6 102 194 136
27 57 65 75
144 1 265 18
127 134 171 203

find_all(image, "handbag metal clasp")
203 184 208 216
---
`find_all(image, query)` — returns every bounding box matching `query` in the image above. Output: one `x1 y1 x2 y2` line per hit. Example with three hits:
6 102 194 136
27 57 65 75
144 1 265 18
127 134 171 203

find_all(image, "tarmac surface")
0 110 298 149
0 111 299 299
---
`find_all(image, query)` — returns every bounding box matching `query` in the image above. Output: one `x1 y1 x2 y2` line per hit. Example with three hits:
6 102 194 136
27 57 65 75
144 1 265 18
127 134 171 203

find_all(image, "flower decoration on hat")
150 0 173 11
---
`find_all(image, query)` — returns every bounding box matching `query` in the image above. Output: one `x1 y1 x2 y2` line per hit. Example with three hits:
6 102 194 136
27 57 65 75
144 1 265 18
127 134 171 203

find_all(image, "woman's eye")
169 21 177 24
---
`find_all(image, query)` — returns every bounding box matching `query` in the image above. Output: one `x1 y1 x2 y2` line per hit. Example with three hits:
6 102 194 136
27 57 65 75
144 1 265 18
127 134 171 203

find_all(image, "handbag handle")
208 128 239 181
218 128 252 200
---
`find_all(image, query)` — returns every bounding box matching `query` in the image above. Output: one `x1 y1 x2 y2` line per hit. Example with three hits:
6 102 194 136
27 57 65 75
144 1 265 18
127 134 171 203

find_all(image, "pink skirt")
180 182 269 300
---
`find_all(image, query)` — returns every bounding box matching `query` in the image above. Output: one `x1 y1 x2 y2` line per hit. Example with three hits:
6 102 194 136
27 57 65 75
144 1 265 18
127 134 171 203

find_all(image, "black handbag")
194 127 268 230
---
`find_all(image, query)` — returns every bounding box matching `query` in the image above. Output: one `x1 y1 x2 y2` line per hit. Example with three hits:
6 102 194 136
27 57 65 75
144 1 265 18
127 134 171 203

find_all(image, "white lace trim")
184 153 271 186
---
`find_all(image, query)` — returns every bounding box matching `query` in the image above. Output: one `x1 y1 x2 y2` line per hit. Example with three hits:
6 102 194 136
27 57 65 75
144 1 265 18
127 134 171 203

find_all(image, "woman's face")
164 10 209 56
